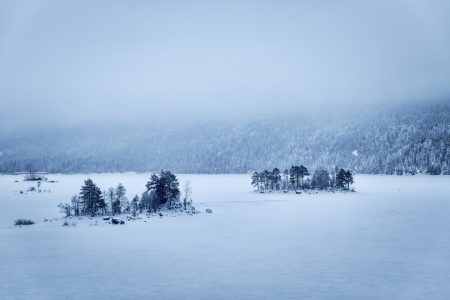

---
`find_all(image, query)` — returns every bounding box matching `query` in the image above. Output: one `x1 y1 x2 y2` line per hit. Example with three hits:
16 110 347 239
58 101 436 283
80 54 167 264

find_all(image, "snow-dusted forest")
1 101 449 175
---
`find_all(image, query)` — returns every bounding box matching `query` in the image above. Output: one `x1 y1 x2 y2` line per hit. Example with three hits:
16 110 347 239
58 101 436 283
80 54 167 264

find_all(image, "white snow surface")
1 173 450 300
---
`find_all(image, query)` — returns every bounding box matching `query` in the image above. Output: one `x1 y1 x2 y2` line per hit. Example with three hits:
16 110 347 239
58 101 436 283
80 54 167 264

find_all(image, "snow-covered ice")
1 174 450 299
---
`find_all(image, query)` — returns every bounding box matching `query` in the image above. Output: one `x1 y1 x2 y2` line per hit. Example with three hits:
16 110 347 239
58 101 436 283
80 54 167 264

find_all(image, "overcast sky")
1 0 449 129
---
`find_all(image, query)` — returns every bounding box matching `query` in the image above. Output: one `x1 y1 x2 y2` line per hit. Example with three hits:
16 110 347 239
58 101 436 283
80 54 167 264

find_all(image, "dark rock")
111 218 119 224
206 209 213 213
103 217 110 220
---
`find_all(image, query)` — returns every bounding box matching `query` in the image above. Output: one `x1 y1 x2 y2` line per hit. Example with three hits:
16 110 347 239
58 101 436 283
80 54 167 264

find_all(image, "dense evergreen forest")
1 101 449 175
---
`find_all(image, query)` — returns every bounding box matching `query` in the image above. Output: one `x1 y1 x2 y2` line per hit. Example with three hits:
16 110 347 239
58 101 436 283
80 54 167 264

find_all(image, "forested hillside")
1 101 449 175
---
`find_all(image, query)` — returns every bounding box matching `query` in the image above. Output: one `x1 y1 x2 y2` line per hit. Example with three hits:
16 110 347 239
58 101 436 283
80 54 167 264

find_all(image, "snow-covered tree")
312 169 330 189
182 180 193 210
79 178 103 216
145 170 180 208
131 195 139 217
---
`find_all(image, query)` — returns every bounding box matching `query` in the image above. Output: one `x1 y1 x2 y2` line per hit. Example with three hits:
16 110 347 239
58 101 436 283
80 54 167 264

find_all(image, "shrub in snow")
206 209 213 213
63 220 77 227
15 219 34 226
28 186 36 192
58 202 72 217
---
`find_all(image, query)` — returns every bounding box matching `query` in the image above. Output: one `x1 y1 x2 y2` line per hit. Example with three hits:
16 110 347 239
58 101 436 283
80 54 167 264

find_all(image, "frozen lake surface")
1 174 450 299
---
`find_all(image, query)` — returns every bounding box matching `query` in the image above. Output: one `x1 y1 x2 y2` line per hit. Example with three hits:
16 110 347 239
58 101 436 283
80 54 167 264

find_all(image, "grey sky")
1 0 449 128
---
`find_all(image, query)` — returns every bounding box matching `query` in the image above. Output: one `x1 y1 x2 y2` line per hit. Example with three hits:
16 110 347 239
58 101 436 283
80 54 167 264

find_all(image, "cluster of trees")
58 171 193 217
252 166 354 191
58 179 106 217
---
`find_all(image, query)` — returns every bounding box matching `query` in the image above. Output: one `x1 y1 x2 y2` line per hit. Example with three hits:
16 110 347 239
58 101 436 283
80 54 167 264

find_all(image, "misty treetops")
252 165 354 191
4 101 450 176
58 170 191 217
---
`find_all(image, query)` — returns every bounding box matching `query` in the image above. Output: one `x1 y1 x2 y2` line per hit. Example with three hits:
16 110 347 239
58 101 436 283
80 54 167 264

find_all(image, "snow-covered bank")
1 174 450 299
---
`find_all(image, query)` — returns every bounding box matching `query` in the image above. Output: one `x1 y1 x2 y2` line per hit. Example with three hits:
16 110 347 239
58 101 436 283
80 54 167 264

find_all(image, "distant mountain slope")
1 101 449 174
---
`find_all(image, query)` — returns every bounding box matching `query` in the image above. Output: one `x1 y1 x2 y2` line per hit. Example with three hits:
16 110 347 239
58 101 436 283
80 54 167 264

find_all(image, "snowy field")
1 173 450 300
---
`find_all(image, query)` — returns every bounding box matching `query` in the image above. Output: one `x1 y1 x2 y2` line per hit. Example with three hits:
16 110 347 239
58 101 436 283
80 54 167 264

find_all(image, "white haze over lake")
1 0 450 129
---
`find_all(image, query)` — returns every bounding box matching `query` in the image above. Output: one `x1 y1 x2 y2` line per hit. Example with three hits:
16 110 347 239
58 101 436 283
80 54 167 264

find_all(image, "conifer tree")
79 178 103 216
336 169 346 189
145 170 180 207
289 165 300 190
344 170 354 190
271 168 281 190
298 165 310 190
251 172 260 190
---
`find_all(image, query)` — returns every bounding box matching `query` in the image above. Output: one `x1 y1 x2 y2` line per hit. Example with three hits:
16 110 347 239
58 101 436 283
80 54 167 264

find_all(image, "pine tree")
344 170 354 190
145 170 180 208
298 165 310 190
260 170 270 190
271 168 281 190
79 178 102 216
162 170 180 207
289 166 300 190
251 172 260 190
336 169 346 189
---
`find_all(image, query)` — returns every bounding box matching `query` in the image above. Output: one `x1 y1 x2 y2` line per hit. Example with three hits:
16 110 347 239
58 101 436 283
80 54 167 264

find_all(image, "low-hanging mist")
1 101 449 175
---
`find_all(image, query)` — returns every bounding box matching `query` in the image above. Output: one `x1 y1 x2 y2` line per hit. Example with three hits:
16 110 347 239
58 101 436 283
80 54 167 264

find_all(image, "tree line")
251 165 354 191
2 101 449 175
58 170 193 217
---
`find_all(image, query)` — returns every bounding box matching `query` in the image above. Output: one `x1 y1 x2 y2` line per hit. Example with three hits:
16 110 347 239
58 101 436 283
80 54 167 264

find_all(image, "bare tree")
71 194 80 216
105 187 116 216
183 180 193 210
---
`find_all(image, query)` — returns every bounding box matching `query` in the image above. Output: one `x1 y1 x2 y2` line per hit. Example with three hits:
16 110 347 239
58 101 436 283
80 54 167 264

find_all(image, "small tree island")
252 165 354 192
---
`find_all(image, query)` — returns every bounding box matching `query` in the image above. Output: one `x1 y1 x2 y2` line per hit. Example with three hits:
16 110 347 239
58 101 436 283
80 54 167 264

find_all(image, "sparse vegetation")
14 218 34 226
62 220 77 227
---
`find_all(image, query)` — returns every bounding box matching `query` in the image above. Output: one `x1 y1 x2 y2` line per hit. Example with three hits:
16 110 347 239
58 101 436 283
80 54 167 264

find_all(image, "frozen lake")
1 174 450 299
